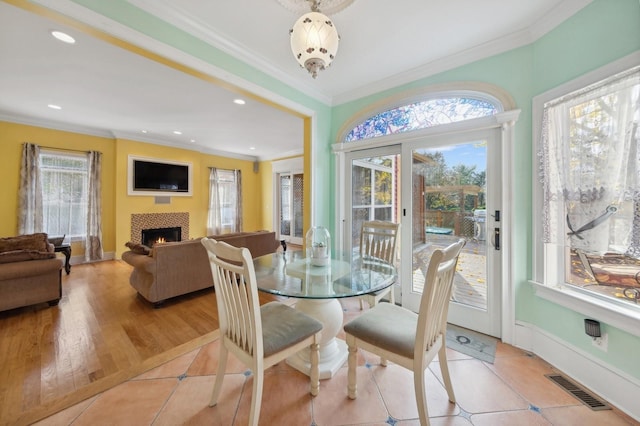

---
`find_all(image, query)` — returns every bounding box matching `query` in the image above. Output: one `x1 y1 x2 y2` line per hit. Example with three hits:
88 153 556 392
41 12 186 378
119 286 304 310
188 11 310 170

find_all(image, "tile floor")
35 300 638 426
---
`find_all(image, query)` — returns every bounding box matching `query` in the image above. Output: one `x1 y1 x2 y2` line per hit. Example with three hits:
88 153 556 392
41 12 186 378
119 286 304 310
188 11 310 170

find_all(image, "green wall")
330 0 640 379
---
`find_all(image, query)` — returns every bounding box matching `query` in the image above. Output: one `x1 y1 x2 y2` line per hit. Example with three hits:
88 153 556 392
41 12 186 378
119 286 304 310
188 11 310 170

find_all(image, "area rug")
445 324 497 363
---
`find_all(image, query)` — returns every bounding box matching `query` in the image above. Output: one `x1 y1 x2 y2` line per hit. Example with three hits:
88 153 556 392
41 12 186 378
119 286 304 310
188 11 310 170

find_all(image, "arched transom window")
345 97 498 142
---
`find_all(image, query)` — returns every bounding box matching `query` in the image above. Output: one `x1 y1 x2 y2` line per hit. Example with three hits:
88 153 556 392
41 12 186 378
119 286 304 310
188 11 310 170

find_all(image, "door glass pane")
280 175 291 236
374 169 392 205
351 208 369 250
292 174 304 238
352 165 371 206
374 207 392 221
411 142 487 311
351 155 399 255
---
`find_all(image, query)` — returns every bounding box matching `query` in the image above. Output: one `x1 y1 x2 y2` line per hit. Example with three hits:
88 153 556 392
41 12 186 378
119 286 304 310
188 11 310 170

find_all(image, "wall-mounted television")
128 156 193 197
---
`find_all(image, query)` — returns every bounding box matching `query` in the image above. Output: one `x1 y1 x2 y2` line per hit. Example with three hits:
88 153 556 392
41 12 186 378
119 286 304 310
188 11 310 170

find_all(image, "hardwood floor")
0 260 278 425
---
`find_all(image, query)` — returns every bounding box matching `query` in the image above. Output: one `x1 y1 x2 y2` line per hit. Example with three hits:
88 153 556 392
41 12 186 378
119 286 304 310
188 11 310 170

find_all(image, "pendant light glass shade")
290 11 339 78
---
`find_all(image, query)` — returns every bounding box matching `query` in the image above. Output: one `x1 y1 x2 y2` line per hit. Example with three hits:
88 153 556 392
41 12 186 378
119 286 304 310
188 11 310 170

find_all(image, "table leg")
286 298 346 380
61 247 71 274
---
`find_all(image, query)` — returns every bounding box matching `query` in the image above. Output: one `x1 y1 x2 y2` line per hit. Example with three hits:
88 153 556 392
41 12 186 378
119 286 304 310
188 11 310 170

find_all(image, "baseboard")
514 321 640 421
69 251 115 266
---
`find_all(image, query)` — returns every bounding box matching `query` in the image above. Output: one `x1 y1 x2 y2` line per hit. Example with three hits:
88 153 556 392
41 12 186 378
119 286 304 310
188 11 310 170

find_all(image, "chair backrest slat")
360 220 400 265
202 238 263 357
415 239 465 358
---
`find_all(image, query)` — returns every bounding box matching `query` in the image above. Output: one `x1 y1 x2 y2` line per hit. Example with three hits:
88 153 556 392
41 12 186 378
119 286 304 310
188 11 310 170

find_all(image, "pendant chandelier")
288 0 342 78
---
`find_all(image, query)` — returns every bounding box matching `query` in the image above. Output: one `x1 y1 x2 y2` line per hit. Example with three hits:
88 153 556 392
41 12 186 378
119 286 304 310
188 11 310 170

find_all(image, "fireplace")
142 227 181 247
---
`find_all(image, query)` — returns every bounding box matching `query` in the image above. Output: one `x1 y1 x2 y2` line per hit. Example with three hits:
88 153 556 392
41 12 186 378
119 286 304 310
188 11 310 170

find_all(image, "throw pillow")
124 241 151 255
0 233 49 253
0 249 56 264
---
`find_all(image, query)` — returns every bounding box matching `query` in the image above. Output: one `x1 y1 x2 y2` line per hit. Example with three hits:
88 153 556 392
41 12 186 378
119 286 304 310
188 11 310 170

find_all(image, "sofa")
121 230 281 306
207 230 284 256
0 233 64 312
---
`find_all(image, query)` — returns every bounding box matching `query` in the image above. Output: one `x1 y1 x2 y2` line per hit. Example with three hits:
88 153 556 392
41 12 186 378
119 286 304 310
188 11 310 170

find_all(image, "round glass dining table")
253 250 397 379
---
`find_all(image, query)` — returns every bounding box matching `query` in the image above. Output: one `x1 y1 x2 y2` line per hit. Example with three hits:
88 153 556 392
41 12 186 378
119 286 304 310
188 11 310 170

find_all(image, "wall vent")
545 374 611 411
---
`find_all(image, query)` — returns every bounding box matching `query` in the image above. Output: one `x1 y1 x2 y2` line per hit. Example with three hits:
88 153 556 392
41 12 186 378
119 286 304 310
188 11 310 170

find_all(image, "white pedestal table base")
286 298 346 379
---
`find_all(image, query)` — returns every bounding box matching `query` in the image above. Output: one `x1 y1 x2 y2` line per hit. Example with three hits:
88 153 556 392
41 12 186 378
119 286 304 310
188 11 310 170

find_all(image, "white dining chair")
201 238 323 426
357 220 400 309
344 239 466 426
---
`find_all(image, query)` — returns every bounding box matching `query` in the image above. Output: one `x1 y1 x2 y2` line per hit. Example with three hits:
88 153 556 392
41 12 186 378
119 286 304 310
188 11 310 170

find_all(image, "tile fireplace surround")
130 212 190 244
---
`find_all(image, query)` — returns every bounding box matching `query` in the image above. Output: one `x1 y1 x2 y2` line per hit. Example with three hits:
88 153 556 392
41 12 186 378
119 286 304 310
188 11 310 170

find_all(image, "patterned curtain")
18 143 43 234
207 168 222 235
85 151 103 261
234 170 243 233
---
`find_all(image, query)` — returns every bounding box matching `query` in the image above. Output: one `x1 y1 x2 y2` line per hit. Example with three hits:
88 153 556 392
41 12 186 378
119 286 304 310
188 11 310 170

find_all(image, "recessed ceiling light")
51 30 75 44
173 130 182 135
141 130 148 133
249 147 256 150
233 99 246 105
190 139 196 143
47 104 62 110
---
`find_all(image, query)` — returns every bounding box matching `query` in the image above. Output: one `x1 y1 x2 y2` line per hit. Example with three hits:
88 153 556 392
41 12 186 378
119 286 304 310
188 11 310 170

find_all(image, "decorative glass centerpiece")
306 226 331 266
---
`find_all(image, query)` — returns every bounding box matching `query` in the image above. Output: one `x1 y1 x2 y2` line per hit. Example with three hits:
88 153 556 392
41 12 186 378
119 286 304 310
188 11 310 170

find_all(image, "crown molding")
0 112 259 162
111 130 260 161
0 111 114 139
258 148 304 162
529 0 594 40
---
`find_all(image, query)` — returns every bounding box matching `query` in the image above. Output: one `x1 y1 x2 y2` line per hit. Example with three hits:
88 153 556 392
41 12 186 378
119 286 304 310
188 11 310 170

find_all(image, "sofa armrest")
122 251 156 274
0 258 63 281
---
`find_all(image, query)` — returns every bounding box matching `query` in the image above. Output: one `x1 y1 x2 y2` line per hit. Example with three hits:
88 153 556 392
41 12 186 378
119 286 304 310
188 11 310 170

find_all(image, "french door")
277 172 304 245
345 146 402 297
400 127 502 337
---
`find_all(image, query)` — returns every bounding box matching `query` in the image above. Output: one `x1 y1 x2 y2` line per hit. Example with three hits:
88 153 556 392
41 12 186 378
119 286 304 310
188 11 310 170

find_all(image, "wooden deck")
412 235 488 310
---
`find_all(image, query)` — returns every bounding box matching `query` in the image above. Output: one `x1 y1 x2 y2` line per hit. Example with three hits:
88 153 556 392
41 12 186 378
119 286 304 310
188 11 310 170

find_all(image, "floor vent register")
545 374 611 411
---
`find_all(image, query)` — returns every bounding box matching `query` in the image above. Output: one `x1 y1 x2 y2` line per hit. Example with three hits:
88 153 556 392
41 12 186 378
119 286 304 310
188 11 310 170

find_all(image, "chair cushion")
343 302 417 359
261 302 323 358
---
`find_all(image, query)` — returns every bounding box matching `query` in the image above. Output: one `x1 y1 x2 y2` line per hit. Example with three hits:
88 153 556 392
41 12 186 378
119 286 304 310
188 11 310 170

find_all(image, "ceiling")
0 0 592 161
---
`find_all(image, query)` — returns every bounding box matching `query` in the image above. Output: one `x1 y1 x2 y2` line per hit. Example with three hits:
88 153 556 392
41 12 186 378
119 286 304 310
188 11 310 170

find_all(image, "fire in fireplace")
142 227 181 247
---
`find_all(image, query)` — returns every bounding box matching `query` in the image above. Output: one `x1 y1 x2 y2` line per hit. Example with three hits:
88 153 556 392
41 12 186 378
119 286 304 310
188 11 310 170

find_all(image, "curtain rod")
34 144 94 154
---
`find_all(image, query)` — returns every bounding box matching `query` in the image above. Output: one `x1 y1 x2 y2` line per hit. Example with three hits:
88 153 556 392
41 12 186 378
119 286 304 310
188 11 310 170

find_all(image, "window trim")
531 50 640 336
40 149 89 242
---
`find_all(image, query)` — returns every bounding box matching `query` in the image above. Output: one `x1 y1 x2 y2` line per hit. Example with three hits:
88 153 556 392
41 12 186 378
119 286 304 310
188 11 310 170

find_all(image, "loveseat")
0 233 64 312
121 230 281 306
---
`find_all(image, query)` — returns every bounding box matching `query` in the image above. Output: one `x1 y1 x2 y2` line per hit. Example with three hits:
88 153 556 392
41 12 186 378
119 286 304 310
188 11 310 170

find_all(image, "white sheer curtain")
18 143 43 234
85 150 103 261
540 66 640 255
207 168 242 235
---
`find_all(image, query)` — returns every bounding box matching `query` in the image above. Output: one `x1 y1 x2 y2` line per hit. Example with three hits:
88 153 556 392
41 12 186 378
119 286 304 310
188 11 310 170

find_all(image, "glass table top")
253 251 397 299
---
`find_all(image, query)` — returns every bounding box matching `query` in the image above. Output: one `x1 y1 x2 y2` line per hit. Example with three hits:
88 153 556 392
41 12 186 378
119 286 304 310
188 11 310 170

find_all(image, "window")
536 64 640 310
40 151 88 240
207 168 242 235
345 97 497 142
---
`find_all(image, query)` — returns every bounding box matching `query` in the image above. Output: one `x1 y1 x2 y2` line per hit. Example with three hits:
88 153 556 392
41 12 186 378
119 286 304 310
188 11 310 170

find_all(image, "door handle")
493 228 500 251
